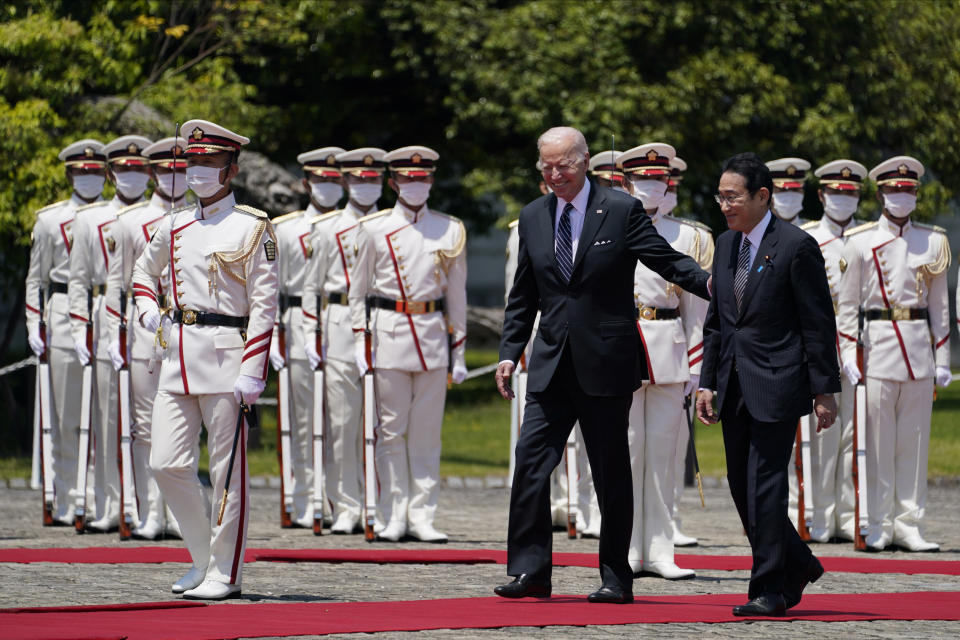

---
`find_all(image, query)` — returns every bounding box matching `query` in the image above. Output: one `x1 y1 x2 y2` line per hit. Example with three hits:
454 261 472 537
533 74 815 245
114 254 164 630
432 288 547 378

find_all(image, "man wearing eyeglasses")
697 152 840 617
836 156 951 553
495 126 710 604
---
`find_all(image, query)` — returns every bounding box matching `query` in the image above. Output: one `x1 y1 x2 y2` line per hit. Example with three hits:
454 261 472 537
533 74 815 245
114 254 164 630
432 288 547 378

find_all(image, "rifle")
794 419 811 541
852 308 868 550
276 292 294 528
564 427 577 538
117 292 136 540
362 298 377 542
683 394 705 508
74 289 94 533
37 288 55 525
311 293 325 535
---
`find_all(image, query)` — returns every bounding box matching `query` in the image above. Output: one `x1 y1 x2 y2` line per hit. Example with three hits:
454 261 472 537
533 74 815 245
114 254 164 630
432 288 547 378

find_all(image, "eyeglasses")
538 161 580 174
714 192 748 206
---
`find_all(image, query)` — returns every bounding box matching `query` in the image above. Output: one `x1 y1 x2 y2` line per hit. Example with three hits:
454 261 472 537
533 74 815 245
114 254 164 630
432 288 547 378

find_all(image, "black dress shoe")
732 594 786 617
784 556 824 609
587 586 633 604
494 574 551 598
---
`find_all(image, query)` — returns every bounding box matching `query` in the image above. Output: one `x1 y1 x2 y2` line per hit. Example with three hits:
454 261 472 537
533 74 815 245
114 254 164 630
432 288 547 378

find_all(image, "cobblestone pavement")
1 482 959 639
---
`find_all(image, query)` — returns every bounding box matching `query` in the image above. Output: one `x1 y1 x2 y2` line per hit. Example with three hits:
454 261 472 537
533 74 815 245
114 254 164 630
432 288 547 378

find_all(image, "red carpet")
2 547 959 575
1 591 959 639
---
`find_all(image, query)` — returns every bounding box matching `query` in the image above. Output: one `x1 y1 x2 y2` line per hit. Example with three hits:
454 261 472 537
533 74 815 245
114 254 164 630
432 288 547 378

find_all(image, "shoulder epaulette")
117 201 150 217
271 210 303 225
913 221 947 235
665 215 712 234
235 204 268 218
358 209 392 224
800 220 819 230
845 221 878 237
75 201 110 213
35 199 69 216
308 209 342 225
508 218 519 229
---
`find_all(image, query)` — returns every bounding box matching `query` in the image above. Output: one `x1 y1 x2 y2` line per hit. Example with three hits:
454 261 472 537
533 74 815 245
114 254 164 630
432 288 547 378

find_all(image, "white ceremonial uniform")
69 196 131 525
798 216 856 541
25 195 97 520
271 208 317 524
627 211 712 574
302 201 368 528
132 193 278 586
837 215 950 548
105 192 182 533
349 202 467 532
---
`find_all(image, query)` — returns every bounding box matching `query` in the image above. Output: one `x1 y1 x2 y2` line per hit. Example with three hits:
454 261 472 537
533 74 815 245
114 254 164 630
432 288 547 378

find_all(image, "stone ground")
1 481 959 639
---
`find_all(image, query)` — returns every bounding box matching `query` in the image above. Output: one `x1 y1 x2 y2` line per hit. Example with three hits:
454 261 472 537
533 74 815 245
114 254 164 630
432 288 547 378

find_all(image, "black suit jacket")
500 181 710 397
701 214 841 422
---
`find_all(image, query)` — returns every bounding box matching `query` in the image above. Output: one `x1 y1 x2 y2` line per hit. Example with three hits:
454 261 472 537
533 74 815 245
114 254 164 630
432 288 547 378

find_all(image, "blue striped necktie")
556 202 574 283
734 237 751 311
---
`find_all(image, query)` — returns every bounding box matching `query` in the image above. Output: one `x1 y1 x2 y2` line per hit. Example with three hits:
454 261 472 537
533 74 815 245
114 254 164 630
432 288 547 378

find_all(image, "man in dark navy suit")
697 152 841 616
494 127 711 603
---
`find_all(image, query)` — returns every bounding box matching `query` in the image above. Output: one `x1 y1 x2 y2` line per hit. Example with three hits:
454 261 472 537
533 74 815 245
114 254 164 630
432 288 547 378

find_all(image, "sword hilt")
695 472 705 508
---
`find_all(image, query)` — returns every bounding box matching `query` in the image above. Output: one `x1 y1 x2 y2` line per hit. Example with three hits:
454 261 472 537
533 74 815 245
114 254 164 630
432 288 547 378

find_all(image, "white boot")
895 534 940 552
643 560 696 580
182 579 241 600
172 566 207 594
408 522 448 543
132 518 163 540
376 520 406 542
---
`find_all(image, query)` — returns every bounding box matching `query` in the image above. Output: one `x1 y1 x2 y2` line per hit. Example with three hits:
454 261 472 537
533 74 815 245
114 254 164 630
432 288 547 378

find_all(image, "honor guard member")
269 146 346 528
25 139 107 525
349 145 467 543
69 135 152 532
837 155 951 552
662 155 707 548
799 159 868 542
618 143 712 579
302 147 383 534
104 136 188 539
132 120 278 599
766 158 810 226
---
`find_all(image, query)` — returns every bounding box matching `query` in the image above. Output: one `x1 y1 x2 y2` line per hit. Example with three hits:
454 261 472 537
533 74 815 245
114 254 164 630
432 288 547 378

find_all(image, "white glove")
683 373 700 397
842 358 861 386
107 339 124 371
451 363 468 384
935 366 953 388
305 343 321 370
234 374 265 405
354 343 369 375
269 340 285 371
27 330 45 357
141 308 161 333
74 340 90 366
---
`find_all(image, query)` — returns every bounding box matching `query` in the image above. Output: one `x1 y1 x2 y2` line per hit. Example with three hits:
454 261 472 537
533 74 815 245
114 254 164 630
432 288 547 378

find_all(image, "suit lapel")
536 192 559 280
738 216 779 318
571 181 608 276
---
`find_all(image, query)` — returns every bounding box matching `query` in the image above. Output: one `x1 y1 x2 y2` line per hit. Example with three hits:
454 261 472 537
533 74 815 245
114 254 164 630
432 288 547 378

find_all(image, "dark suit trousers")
507 345 634 591
720 373 813 599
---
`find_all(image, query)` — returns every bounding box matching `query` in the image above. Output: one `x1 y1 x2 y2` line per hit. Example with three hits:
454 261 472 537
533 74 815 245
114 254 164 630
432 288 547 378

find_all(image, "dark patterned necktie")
734 237 751 311
556 202 574 283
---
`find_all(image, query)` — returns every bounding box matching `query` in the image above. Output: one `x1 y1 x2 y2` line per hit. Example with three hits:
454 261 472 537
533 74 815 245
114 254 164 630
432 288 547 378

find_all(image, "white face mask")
310 182 343 208
186 165 226 198
72 174 105 199
397 181 432 207
822 192 859 222
155 171 188 199
659 190 678 215
631 178 668 211
772 191 804 219
883 192 917 218
113 171 150 199
349 182 382 207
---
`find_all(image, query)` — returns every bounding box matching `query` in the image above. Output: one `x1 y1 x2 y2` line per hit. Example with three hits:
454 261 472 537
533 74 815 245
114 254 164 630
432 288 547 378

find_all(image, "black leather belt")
48 282 68 295
325 292 348 306
368 295 445 314
173 309 248 328
864 307 928 321
280 295 303 312
635 305 680 320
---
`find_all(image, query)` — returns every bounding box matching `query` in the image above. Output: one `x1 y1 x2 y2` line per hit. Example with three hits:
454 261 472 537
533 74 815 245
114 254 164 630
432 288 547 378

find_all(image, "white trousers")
324 357 362 522
374 368 446 528
49 346 82 518
151 391 248 586
865 376 934 543
807 378 856 539
672 398 692 535
628 382 683 571
130 357 177 529
92 359 119 522
285 358 316 521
